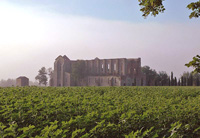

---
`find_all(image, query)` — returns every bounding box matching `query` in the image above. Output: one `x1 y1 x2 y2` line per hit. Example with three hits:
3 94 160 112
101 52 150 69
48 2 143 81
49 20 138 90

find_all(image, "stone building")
50 55 146 87
16 76 29 86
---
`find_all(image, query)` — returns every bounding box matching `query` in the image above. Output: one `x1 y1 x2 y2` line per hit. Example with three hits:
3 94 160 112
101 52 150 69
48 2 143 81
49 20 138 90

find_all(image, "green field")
0 86 200 138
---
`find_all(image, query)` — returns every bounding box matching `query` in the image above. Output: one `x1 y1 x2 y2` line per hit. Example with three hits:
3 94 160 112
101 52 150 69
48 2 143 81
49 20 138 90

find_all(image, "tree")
138 0 165 18
185 55 200 73
193 72 200 86
187 1 200 18
174 77 177 86
47 67 54 79
138 0 200 19
35 67 48 86
142 66 157 86
182 72 190 86
178 79 181 86
170 72 174 86
181 76 184 86
139 1 200 76
179 71 200 86
156 71 169 86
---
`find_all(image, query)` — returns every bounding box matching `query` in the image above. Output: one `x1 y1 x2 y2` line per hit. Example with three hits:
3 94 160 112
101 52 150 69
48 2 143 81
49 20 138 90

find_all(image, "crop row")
0 86 200 137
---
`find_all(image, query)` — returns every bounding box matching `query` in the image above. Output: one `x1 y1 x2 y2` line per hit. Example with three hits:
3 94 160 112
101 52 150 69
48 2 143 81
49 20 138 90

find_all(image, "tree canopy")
142 66 158 85
35 67 48 86
185 55 200 73
138 0 200 18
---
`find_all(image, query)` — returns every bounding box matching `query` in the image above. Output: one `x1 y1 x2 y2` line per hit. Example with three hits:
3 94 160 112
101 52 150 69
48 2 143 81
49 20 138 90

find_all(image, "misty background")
0 0 199 82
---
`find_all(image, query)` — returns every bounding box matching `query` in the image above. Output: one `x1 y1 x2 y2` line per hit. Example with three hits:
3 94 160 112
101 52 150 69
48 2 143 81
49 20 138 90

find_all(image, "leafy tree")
138 0 165 18
35 67 48 86
187 1 200 18
185 55 200 73
179 71 200 86
138 0 200 19
142 66 157 86
182 72 190 86
47 68 54 79
140 1 200 74
193 72 200 86
156 71 169 86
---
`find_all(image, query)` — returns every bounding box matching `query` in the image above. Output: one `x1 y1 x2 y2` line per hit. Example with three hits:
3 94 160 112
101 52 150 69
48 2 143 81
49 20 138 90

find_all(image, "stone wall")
87 76 121 86
51 55 146 87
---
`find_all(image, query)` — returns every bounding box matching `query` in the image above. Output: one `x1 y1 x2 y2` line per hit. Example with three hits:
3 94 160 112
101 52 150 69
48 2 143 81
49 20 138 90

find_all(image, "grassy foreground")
0 86 200 137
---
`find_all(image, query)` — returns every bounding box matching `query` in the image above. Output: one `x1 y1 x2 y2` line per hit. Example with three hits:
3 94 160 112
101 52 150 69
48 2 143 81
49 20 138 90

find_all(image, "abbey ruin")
50 55 146 86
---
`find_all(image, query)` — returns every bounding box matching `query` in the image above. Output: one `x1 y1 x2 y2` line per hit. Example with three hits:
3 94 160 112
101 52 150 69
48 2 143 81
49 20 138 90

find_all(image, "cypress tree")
191 74 193 86
197 78 200 86
181 76 184 86
168 78 171 86
171 72 174 86
174 77 177 86
184 77 187 86
178 79 181 86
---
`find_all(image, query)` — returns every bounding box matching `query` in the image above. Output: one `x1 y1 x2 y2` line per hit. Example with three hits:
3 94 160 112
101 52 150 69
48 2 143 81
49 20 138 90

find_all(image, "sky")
0 0 199 81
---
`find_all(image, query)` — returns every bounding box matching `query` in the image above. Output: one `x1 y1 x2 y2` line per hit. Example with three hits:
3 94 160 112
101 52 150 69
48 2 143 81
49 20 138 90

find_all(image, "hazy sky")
0 0 199 81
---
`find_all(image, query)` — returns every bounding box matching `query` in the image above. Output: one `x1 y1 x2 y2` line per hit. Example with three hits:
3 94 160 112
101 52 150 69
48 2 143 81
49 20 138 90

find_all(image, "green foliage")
142 66 157 85
35 67 48 86
125 127 154 138
187 1 200 18
157 71 169 86
142 66 169 86
138 0 200 19
185 55 200 73
138 0 165 18
1 86 200 137
18 125 35 138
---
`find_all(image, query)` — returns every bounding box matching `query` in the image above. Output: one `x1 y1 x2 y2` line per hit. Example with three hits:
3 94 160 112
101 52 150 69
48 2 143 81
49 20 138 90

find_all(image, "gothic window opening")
101 64 104 71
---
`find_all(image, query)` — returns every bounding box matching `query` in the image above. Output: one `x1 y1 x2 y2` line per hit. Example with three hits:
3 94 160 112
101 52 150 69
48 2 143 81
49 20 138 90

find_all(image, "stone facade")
50 55 146 86
16 76 29 86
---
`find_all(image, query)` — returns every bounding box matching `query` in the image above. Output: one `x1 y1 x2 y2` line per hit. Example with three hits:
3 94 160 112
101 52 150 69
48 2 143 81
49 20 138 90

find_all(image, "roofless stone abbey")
50 55 146 86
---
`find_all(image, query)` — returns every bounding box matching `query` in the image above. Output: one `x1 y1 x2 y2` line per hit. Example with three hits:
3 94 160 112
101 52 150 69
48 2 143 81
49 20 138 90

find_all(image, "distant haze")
0 0 199 81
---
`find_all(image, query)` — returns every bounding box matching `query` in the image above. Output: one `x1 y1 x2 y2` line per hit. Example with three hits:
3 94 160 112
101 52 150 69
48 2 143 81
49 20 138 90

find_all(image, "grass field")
0 86 200 137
